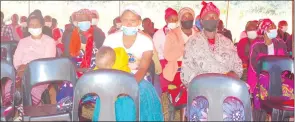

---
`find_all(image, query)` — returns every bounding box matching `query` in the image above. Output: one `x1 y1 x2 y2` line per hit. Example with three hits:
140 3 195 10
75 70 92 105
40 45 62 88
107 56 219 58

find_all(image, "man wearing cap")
103 4 163 121
181 2 243 120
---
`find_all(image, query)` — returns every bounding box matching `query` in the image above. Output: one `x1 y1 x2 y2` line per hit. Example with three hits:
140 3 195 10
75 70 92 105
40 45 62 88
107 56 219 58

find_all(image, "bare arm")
134 50 153 82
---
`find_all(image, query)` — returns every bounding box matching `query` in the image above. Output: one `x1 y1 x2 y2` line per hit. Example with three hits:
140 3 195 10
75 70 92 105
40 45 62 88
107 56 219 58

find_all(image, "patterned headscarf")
178 7 195 21
199 1 220 19
75 9 92 21
257 18 274 35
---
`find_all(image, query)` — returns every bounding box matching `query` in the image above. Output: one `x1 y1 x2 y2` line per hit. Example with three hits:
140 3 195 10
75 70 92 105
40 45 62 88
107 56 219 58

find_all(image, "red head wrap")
257 18 274 35
278 20 287 29
165 8 178 20
199 1 220 19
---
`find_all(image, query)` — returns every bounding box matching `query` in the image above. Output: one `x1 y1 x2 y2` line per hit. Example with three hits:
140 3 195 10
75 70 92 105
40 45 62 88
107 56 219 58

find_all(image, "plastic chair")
72 69 139 121
1 60 16 121
21 57 77 121
256 56 294 121
187 73 252 121
0 41 18 64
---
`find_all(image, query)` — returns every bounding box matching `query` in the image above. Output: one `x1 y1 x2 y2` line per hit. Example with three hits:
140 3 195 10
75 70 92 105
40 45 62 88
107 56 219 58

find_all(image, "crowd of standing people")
1 1 294 121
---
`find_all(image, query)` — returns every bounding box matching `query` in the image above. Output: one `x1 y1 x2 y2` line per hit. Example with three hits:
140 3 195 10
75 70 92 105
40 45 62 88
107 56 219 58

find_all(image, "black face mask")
181 20 194 29
202 20 219 32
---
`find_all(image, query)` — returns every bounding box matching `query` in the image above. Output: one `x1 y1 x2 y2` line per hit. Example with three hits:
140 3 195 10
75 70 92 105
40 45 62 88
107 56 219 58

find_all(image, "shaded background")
1 1 293 43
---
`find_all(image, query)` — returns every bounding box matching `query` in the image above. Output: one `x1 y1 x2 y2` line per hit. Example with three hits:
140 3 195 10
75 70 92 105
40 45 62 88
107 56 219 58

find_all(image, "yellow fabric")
112 47 131 73
168 84 177 90
93 47 131 73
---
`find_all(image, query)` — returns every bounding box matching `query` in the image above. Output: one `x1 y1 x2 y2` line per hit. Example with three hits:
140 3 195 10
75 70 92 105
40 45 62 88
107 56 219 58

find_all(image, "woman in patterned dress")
181 2 244 121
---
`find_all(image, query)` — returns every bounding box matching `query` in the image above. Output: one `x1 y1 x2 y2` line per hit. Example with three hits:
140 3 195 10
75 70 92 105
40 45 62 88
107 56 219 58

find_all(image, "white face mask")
21 22 27 27
167 23 178 29
246 31 257 39
281 26 288 32
91 18 99 25
45 22 52 27
29 28 42 36
73 21 78 27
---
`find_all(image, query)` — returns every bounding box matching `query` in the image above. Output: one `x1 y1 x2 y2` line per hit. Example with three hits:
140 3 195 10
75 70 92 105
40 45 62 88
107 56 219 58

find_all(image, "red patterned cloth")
165 8 178 20
257 18 274 35
199 1 220 18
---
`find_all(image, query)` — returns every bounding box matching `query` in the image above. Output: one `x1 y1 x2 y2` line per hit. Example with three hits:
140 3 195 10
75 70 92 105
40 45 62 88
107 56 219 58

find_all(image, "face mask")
121 26 138 36
167 23 178 30
195 20 202 31
45 22 52 27
281 26 288 32
181 20 193 29
21 22 27 27
77 21 91 31
116 23 122 29
202 20 219 32
29 28 42 36
266 29 278 39
91 18 99 25
246 31 257 39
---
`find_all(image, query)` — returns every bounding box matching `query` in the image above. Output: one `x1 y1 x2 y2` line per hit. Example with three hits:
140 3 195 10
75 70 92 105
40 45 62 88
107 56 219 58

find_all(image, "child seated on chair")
91 46 135 121
93 46 131 73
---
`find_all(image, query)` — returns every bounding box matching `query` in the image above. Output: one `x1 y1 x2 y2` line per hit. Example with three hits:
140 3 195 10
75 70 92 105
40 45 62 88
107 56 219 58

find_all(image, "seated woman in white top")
102 4 163 121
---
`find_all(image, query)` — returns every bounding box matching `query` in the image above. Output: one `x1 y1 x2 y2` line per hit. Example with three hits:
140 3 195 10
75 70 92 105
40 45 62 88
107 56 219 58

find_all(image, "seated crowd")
0 1 294 121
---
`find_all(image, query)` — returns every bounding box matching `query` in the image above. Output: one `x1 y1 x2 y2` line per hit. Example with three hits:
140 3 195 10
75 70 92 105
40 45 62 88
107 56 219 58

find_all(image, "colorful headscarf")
178 7 195 21
199 1 220 19
278 20 287 29
75 9 92 20
165 8 178 20
257 18 274 35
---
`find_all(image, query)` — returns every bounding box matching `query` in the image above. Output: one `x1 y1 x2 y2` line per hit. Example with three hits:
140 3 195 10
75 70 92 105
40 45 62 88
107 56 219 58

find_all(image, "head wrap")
178 7 195 21
199 1 220 19
165 8 178 20
75 9 92 21
112 47 131 73
120 4 142 18
91 10 99 19
257 18 274 35
245 20 258 30
278 20 287 28
28 11 44 26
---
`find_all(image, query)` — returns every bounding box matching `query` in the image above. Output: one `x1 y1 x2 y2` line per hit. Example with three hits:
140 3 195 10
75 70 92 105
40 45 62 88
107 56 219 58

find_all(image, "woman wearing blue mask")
248 19 291 121
194 15 202 31
100 4 164 121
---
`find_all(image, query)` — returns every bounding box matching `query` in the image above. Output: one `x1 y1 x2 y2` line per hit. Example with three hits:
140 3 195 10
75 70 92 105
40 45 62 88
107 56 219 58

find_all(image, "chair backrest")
1 60 16 107
72 69 139 121
22 57 77 106
1 60 16 82
0 41 18 64
257 55 294 97
188 73 252 121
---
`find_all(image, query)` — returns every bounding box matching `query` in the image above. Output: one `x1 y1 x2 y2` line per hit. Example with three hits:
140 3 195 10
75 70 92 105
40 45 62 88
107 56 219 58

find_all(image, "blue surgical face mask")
77 21 91 32
195 19 202 31
266 29 277 39
121 26 138 36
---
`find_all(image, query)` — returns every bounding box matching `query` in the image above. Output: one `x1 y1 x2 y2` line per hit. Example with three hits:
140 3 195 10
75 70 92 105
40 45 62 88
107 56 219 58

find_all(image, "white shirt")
103 31 154 74
152 28 166 60
267 43 275 55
